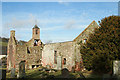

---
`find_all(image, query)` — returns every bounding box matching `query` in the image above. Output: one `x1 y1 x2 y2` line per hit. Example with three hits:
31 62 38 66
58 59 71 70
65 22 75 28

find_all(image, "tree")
80 16 120 73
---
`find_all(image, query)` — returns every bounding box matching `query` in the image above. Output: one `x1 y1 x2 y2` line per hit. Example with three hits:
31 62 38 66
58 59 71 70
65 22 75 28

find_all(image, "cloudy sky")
2 2 118 43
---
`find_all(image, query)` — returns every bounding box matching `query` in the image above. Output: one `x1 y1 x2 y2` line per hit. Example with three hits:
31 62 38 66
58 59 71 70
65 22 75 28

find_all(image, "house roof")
73 20 99 42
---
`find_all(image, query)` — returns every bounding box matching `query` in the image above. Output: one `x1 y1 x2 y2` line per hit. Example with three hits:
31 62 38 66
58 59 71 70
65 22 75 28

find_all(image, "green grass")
6 67 105 79
6 67 62 78
0 42 8 46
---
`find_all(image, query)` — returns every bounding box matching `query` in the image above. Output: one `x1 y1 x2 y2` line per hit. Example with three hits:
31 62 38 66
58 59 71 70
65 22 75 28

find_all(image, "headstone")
61 68 70 78
113 60 120 79
113 60 120 76
17 61 26 78
71 66 75 73
46 65 51 69
57 56 62 70
11 68 15 78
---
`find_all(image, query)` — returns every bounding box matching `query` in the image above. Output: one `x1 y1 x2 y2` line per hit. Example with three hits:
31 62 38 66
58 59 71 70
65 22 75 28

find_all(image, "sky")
1 2 118 43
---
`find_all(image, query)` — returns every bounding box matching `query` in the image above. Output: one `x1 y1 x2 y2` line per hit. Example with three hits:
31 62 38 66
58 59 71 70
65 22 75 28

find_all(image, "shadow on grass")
81 70 118 80
25 69 49 78
54 68 76 78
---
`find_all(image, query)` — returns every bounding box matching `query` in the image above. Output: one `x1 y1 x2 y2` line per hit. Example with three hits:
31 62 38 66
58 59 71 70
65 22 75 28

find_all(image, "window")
83 39 87 43
36 29 38 34
54 51 57 64
63 58 66 65
27 47 30 54
34 40 39 46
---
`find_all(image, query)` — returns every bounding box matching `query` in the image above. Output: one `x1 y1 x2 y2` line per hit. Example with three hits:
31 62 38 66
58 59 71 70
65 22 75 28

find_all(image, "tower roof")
33 25 39 29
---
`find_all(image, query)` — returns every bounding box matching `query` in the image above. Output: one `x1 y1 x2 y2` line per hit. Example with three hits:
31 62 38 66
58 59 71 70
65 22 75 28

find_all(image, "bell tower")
32 25 40 40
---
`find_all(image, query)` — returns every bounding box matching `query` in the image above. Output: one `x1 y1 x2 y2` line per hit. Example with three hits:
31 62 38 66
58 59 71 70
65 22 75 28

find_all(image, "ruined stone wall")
16 45 27 70
73 21 99 43
7 22 99 71
16 44 42 70
26 39 34 47
7 30 17 70
26 46 42 67
72 21 99 71
42 41 81 71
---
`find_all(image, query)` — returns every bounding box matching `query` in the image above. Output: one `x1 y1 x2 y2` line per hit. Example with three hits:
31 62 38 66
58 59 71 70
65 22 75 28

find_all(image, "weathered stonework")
42 41 76 71
7 21 99 71
7 30 17 70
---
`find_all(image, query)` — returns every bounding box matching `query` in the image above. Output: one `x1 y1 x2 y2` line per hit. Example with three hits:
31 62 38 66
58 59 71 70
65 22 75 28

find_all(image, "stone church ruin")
7 21 99 72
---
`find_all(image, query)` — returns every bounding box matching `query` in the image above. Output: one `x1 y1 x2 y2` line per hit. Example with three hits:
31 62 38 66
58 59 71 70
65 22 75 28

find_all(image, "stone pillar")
17 61 26 78
57 56 62 70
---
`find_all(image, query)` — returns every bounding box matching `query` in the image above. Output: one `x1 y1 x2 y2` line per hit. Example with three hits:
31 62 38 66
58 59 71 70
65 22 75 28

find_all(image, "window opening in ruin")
36 29 38 34
27 47 30 54
34 39 39 46
54 50 57 64
63 58 66 65
36 65 39 67
32 65 35 69
83 39 87 43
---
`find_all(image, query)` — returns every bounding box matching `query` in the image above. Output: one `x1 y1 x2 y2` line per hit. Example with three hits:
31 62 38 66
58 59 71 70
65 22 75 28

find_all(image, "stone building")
7 20 99 71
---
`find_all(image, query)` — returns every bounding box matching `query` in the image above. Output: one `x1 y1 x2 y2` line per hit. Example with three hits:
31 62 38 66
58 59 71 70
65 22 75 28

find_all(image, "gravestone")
46 65 51 69
57 56 62 70
61 68 70 78
11 68 15 78
17 61 26 78
113 60 120 78
71 66 75 73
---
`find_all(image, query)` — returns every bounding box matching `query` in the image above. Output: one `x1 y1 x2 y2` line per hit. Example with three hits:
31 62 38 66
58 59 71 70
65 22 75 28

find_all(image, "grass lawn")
6 67 105 79
6 67 81 78
6 67 62 78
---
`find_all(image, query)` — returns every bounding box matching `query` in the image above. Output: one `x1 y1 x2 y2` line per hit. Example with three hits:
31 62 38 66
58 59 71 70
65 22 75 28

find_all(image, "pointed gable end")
73 20 99 42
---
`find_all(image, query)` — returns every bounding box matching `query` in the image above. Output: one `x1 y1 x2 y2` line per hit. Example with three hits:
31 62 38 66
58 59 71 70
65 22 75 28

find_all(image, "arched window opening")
54 50 57 64
34 39 39 46
63 58 66 65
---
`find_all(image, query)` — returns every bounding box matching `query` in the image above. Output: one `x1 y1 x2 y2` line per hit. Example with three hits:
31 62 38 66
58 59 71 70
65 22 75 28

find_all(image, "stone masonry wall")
42 41 81 71
73 21 99 43
16 44 42 70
